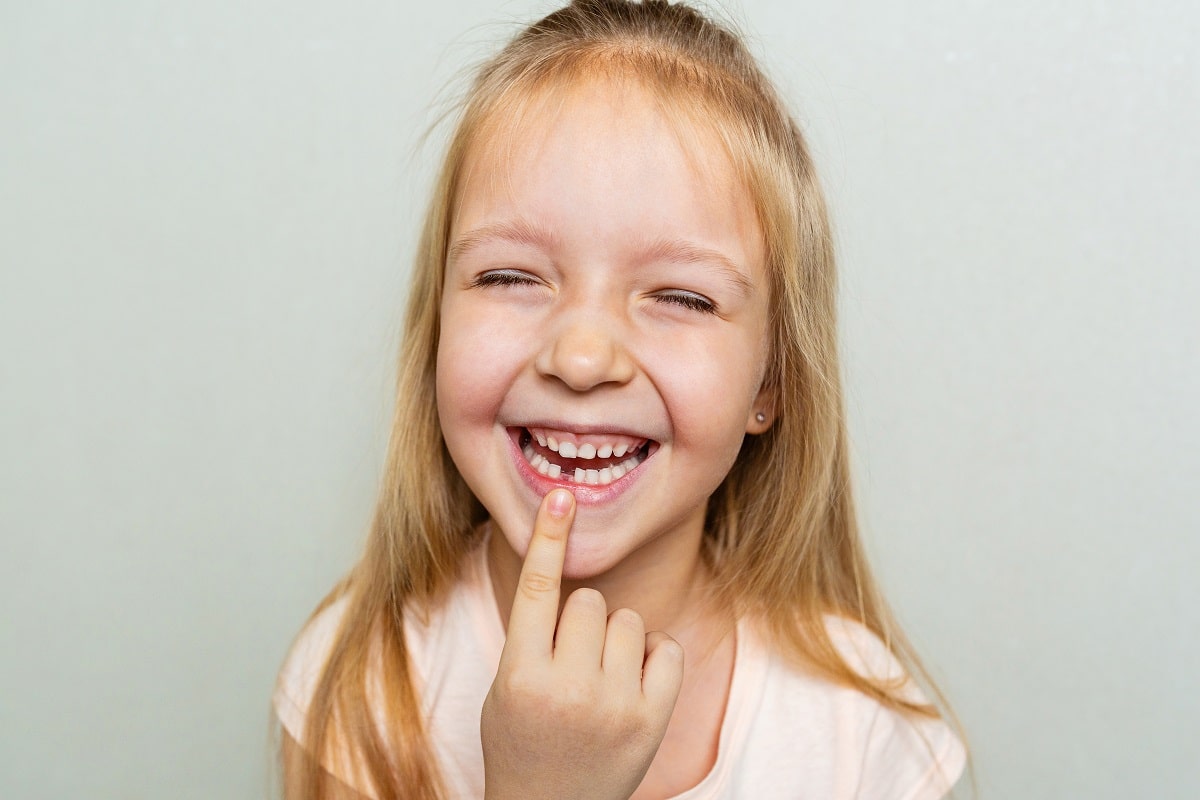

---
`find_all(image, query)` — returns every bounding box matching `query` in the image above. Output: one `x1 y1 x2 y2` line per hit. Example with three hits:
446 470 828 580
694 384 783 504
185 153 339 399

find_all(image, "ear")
745 383 777 435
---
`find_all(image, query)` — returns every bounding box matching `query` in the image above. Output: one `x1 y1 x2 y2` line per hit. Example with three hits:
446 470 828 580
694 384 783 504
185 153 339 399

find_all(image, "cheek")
436 313 488 436
645 331 764 441
436 306 526 431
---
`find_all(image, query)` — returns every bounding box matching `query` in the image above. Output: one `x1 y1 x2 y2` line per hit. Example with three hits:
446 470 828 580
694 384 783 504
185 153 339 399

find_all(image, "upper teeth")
538 435 637 460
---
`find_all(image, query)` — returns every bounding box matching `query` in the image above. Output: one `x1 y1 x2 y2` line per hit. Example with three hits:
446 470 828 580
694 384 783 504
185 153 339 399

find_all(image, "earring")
755 412 766 423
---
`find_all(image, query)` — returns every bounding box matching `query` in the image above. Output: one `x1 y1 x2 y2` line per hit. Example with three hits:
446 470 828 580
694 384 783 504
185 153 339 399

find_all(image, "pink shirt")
275 542 965 799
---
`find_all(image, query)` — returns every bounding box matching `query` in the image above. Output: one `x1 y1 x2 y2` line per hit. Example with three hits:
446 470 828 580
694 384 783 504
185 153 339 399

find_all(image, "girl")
274 1 967 798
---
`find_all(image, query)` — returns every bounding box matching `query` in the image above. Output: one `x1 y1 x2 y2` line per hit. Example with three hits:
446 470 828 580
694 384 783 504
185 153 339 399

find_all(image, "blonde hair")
283 2 961 797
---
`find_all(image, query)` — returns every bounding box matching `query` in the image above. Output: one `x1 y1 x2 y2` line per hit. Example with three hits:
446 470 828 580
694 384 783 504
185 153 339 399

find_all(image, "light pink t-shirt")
274 542 965 799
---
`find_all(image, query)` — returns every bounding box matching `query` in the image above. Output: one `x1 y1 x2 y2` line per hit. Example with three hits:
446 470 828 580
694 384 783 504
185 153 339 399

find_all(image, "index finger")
503 488 575 659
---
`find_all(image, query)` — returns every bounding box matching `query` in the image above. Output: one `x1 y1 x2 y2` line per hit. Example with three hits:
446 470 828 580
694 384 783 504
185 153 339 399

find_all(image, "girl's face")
437 80 774 579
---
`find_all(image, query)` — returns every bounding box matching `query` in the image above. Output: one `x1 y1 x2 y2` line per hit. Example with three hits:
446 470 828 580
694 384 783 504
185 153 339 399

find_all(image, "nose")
535 310 635 392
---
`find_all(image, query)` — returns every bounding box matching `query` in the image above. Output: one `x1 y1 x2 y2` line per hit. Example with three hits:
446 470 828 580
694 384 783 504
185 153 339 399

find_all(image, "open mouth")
515 426 654 487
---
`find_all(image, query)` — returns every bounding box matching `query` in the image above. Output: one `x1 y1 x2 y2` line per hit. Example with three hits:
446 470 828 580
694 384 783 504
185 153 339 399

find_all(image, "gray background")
2 1 1196 797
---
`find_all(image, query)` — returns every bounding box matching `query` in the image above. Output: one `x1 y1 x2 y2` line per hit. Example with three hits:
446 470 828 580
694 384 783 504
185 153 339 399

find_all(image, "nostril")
536 320 635 391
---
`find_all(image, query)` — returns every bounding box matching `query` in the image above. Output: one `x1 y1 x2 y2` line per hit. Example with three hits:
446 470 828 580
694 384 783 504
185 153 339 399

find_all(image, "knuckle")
497 667 547 703
518 571 558 599
609 607 644 630
550 676 597 712
569 587 606 609
495 669 526 697
646 631 684 660
657 637 684 661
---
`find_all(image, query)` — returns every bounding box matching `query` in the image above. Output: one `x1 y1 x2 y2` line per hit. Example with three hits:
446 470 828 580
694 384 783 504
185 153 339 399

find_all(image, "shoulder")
824 616 966 799
274 592 388 799
272 545 500 798
732 617 966 800
272 543 501 745
273 593 353 744
822 615 927 704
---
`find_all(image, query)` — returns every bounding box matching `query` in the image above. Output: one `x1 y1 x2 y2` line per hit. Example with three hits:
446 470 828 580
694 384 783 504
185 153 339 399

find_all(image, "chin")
559 541 624 581
492 506 629 581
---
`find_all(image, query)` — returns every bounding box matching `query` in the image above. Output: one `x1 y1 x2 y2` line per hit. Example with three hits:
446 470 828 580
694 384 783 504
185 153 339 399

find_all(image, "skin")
438 79 777 798
481 489 685 800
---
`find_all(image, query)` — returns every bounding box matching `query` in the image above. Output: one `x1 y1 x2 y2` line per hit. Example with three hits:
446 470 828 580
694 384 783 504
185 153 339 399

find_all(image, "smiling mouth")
515 427 653 486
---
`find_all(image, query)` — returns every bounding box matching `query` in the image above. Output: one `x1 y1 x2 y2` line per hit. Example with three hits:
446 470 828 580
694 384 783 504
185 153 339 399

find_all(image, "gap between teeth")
521 443 645 486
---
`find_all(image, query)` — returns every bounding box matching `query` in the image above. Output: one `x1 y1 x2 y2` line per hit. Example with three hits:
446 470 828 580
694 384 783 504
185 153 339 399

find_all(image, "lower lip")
506 428 649 506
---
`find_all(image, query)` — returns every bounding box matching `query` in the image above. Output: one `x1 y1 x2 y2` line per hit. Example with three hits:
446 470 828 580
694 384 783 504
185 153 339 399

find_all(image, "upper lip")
509 420 658 441
506 419 657 438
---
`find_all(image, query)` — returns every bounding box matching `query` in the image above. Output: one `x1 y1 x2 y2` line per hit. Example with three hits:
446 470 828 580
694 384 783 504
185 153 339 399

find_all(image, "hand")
480 489 685 800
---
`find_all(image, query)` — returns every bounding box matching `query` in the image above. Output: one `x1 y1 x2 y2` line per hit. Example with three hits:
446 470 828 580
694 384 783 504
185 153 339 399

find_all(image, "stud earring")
755 412 766 423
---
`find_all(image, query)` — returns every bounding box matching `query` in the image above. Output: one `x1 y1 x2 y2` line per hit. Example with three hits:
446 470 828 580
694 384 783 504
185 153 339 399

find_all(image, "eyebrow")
642 237 756 299
447 219 557 267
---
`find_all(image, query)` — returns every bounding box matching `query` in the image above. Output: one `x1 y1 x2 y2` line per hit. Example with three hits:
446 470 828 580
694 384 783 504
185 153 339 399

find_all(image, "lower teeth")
521 443 645 486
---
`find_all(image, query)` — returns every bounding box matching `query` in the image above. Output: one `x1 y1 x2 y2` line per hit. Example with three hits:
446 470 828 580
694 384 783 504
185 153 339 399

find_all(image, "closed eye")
469 269 540 289
654 290 718 315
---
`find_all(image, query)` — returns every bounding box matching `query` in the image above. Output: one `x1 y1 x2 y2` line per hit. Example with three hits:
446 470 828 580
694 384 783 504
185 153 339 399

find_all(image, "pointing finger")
503 488 575 659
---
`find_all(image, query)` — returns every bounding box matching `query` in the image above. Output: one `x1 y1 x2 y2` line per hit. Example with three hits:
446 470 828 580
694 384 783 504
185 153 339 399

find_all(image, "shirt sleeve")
853 695 966 800
825 616 967 800
273 596 350 745
273 596 392 800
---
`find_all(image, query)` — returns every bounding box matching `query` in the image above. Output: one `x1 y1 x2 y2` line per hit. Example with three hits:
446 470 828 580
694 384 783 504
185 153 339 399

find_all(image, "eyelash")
470 270 538 289
470 271 717 315
655 291 717 315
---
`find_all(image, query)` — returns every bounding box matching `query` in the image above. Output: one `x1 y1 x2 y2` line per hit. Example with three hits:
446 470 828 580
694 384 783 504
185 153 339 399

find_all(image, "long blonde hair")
284 2 959 796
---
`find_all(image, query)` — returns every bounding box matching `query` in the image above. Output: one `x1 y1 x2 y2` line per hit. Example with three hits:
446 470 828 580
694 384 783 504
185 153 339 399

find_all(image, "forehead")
451 74 765 274
463 73 735 191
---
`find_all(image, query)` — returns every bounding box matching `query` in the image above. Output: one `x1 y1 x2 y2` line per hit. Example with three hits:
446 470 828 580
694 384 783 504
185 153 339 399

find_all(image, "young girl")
274 1 966 798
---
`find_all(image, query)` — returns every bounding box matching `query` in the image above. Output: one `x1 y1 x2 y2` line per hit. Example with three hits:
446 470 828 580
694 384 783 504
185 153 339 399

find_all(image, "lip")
505 426 654 505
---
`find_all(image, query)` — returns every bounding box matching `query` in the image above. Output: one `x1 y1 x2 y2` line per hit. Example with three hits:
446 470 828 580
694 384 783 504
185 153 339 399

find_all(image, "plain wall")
2 1 1196 797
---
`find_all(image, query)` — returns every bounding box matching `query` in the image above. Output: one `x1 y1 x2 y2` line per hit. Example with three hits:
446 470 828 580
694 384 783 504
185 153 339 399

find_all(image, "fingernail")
546 488 574 518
